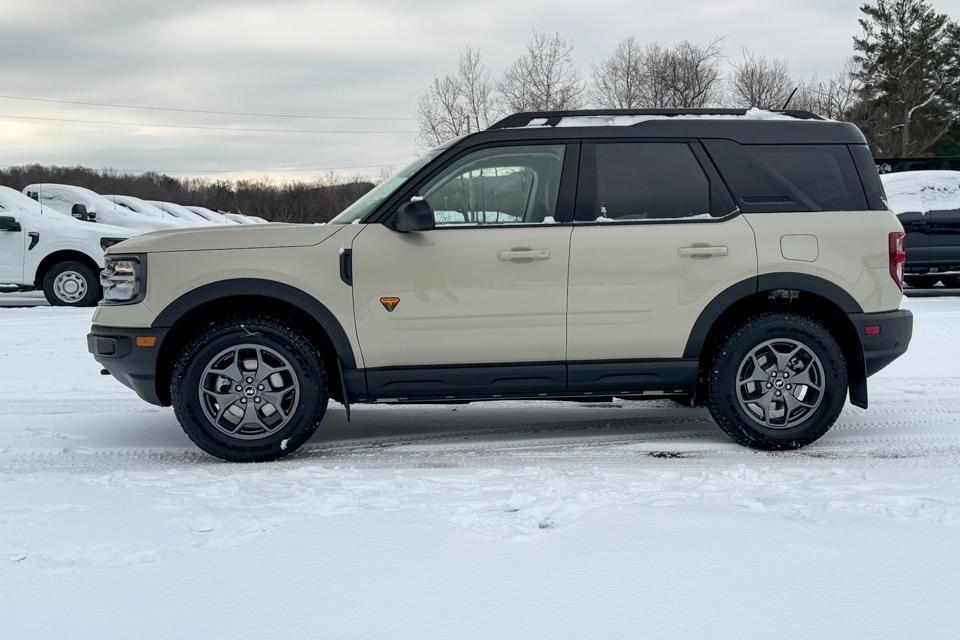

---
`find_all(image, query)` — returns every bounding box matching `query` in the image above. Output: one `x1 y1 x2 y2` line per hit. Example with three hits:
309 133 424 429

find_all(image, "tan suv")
88 109 913 462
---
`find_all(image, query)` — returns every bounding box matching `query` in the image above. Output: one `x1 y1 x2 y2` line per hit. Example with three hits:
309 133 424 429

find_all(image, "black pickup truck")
881 170 960 288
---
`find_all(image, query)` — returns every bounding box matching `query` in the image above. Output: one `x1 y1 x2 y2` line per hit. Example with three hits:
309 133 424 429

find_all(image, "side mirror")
0 215 21 232
394 198 435 233
72 203 89 221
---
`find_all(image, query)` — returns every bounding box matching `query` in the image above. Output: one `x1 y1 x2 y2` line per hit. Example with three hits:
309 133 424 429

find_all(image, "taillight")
889 231 906 291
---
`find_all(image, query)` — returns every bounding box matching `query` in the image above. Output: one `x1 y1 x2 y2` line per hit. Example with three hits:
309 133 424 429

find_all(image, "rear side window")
589 142 714 221
703 140 868 212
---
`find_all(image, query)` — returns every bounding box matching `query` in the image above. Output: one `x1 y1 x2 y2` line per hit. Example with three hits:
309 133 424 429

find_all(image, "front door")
0 207 25 283
351 143 575 399
566 141 758 391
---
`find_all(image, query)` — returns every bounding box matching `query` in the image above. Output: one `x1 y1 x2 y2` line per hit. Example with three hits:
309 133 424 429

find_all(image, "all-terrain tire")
42 260 101 306
705 313 847 450
171 315 328 462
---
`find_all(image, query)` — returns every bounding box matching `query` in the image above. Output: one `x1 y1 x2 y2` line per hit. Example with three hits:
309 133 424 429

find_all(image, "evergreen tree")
852 0 960 156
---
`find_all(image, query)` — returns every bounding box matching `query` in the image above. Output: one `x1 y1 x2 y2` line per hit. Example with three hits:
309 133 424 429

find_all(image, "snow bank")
881 170 960 214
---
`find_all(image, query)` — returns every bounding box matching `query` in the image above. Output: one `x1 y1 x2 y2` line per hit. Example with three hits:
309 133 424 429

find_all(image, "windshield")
329 147 446 224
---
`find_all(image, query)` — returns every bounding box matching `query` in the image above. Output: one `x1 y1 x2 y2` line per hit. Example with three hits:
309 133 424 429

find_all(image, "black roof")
465 109 867 146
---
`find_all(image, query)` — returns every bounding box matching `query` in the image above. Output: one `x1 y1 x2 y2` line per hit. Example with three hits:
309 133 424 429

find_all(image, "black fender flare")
151 278 357 369
683 272 867 408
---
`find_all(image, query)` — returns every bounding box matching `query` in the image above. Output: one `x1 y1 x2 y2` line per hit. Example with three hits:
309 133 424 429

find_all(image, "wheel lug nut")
766 383 772 388
786 384 792 390
235 385 242 391
255 397 261 403
775 391 781 396
241 398 247 404
246 377 253 383
258 384 264 390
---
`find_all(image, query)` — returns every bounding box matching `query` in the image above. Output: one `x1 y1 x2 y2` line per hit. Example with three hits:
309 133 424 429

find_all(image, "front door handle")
678 245 728 258
498 248 550 261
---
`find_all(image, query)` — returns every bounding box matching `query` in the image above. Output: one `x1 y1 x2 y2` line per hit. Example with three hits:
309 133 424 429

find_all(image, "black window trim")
573 137 742 226
367 139 581 229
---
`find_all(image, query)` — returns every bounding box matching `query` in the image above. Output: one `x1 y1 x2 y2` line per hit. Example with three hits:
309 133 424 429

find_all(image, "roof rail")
487 108 823 130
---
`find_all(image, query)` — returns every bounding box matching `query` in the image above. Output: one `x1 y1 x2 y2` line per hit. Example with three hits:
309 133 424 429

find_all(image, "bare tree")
499 31 584 112
789 61 861 120
415 46 497 148
591 37 646 108
457 47 496 132
660 39 725 108
728 48 793 109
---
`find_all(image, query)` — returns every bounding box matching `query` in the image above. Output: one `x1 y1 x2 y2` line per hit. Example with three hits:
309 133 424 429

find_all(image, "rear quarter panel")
744 210 904 312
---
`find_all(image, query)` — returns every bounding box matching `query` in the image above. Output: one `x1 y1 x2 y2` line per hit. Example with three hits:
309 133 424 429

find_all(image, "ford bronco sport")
88 108 913 462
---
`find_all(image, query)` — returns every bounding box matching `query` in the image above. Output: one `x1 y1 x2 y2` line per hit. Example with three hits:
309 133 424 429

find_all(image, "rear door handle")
498 248 550 261
678 245 728 258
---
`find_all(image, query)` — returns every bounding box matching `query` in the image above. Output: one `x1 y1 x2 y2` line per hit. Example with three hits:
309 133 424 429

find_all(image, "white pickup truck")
0 186 131 306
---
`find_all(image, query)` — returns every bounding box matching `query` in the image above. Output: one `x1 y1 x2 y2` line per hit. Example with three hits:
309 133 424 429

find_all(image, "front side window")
417 145 566 226
591 142 713 221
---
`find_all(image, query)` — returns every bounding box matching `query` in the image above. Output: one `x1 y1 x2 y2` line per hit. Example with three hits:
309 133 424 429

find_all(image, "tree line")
416 0 960 158
0 164 373 224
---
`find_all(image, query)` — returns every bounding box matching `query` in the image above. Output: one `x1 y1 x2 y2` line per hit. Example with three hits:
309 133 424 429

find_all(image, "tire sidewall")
173 319 328 461
709 314 847 449
43 261 101 307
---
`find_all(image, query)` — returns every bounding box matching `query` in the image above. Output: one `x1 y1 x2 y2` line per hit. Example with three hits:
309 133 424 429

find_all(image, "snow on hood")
107 222 342 254
880 170 960 215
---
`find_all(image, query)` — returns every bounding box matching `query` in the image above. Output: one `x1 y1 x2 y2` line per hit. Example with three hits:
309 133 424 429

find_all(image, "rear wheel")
706 313 847 450
904 274 940 288
171 316 328 462
42 260 100 306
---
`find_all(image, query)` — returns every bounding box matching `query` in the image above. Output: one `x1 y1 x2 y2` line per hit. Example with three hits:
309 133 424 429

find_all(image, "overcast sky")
0 0 957 183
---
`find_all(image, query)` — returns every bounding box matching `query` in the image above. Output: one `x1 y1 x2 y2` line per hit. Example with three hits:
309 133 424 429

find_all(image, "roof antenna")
782 87 798 110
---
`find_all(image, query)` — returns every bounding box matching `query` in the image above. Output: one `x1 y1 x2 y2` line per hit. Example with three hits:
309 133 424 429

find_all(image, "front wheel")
42 260 101 306
171 316 329 462
706 313 847 450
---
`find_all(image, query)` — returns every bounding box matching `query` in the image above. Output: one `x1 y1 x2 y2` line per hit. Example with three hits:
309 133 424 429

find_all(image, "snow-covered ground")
2 298 960 638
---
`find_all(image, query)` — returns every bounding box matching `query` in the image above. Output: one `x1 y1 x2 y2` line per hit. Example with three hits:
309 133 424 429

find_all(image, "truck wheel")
904 275 940 288
171 316 328 462
42 260 101 306
706 313 847 450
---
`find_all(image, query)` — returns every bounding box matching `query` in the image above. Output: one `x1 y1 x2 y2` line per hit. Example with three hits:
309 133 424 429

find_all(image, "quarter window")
418 145 566 226
749 145 867 211
592 143 713 221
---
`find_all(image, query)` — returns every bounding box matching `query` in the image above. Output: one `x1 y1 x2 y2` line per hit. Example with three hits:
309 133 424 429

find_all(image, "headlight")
100 237 128 251
100 255 145 304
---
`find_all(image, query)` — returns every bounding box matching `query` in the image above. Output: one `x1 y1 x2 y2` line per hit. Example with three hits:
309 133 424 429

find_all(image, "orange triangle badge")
380 297 400 312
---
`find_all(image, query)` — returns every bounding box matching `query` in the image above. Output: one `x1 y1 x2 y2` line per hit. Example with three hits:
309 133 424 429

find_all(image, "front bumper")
87 325 167 406
849 309 913 377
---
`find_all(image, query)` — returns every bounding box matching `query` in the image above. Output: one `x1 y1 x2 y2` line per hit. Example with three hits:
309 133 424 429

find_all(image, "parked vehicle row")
1 182 270 306
880 170 960 288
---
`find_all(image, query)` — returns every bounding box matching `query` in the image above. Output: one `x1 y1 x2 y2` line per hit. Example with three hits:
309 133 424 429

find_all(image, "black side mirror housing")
71 203 95 222
394 198 435 233
0 215 21 232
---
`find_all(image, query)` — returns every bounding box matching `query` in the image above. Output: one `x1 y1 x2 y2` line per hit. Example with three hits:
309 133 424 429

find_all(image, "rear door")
566 141 757 390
